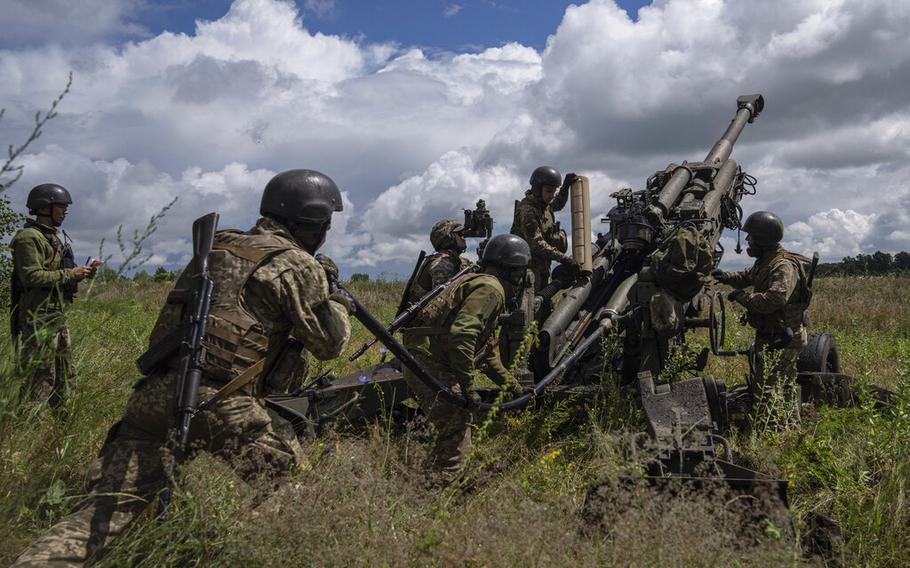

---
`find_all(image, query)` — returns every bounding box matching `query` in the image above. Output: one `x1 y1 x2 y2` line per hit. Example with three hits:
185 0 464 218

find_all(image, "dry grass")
0 276 908 566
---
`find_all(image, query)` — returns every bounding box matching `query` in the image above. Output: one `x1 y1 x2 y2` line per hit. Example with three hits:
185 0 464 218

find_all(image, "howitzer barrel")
654 95 763 216
705 94 764 166
702 159 738 222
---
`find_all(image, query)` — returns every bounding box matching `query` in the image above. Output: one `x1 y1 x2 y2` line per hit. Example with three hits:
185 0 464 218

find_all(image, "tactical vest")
409 250 469 302
148 229 296 383
511 195 566 269
404 272 502 363
747 250 812 336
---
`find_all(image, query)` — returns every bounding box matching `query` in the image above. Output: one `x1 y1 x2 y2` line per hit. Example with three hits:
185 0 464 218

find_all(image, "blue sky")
125 0 651 52
2 0 909 276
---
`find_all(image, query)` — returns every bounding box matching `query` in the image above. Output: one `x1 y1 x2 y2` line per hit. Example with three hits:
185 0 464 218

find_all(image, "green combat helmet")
430 218 465 251
742 210 784 246
26 183 72 214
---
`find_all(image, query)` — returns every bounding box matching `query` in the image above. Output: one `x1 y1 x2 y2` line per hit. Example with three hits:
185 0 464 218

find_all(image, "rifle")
158 212 218 515
396 250 426 317
348 263 475 361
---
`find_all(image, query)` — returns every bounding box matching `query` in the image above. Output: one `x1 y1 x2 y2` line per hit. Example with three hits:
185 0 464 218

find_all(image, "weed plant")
0 277 907 566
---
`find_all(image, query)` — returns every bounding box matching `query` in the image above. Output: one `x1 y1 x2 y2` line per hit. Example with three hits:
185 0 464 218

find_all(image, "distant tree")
132 270 151 284
152 266 174 282
894 251 910 271
869 251 892 274
350 273 369 283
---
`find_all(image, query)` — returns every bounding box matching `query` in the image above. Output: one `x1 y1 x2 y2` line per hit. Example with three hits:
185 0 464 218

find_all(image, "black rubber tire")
797 332 841 373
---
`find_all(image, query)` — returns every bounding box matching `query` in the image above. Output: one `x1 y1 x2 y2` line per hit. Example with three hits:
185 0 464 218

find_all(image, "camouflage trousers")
17 312 75 408
402 356 473 476
13 370 304 567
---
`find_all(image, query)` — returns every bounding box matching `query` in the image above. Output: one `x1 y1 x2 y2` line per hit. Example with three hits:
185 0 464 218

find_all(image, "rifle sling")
198 358 266 409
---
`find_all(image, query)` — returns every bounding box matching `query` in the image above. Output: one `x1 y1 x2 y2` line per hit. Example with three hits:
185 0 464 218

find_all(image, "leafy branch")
97 196 179 279
0 72 73 193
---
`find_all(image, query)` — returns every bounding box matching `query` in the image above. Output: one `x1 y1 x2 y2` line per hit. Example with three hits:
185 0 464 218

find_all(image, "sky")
1 0 908 277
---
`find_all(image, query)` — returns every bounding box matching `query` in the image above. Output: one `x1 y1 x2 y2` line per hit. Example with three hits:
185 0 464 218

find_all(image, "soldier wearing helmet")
406 218 474 305
10 183 96 408
510 166 579 292
14 169 353 566
712 211 812 421
401 234 530 480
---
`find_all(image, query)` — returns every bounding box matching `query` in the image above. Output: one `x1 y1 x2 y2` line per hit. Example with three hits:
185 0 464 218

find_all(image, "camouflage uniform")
402 273 511 474
13 218 351 567
510 188 569 291
10 219 78 407
407 250 473 304
725 245 811 396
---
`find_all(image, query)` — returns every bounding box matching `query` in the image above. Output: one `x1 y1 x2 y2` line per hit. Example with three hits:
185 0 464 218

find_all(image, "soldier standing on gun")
10 183 95 408
510 166 579 292
13 170 353 567
712 211 811 423
407 219 474 304
401 234 530 482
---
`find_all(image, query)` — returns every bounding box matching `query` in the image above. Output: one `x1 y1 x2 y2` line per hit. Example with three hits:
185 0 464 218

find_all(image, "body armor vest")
148 229 296 383
748 250 812 336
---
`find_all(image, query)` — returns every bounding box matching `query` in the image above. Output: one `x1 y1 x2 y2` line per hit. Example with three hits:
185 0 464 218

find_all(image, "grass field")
0 276 908 566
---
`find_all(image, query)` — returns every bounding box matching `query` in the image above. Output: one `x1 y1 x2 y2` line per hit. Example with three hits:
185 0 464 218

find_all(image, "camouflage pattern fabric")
510 189 568 291
726 245 811 421
403 274 512 474
726 245 810 347
10 219 78 406
407 249 474 304
13 218 351 567
17 312 74 409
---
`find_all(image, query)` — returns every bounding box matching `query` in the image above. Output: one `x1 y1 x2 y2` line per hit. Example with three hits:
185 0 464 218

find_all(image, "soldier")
13 169 353 567
407 218 474 304
510 166 579 292
712 211 811 419
401 234 530 479
10 183 95 408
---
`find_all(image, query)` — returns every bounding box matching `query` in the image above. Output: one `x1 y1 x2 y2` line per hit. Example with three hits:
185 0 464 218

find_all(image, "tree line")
816 251 910 277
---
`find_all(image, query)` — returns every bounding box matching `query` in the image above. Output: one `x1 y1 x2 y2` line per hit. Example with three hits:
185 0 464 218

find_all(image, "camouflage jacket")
726 246 811 341
510 189 569 272
408 249 474 303
148 217 351 394
10 219 77 319
408 273 510 389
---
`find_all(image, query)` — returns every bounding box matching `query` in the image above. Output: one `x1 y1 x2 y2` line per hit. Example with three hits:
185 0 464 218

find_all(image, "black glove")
315 254 339 281
727 289 745 303
557 255 580 270
711 268 729 283
562 172 579 188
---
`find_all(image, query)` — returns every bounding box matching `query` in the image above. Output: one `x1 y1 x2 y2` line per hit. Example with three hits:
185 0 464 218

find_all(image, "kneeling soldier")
401 234 530 479
13 170 353 567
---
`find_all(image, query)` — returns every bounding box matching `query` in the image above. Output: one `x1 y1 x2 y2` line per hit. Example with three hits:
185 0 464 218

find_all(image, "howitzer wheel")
797 332 841 373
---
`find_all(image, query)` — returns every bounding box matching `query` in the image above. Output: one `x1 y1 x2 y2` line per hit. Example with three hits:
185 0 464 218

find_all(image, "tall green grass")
0 277 907 566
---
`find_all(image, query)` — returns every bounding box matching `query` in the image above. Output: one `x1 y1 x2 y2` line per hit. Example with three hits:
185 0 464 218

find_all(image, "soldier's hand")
328 290 356 315
465 388 483 411
711 268 728 283
315 254 340 281
727 289 745 303
558 255 580 272
562 172 579 188
72 265 92 282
